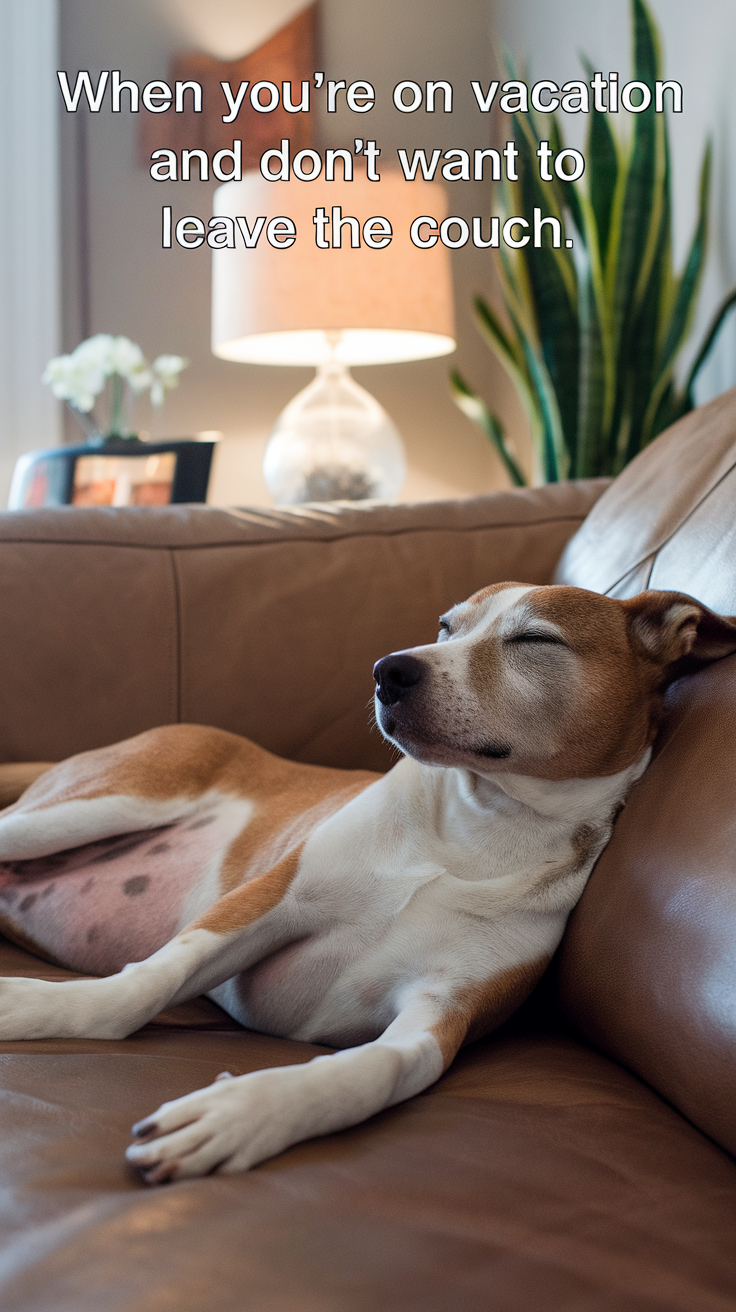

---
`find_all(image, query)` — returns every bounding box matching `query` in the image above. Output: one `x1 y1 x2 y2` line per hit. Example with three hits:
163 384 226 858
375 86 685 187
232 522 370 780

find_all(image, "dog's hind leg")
0 763 56 810
0 724 361 978
0 843 304 1040
0 733 253 973
0 725 251 862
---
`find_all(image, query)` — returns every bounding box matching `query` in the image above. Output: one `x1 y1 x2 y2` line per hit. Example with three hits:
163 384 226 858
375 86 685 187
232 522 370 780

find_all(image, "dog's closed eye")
507 631 568 647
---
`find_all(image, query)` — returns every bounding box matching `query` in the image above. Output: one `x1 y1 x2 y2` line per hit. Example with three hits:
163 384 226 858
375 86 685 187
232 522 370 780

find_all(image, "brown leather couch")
1 389 735 1310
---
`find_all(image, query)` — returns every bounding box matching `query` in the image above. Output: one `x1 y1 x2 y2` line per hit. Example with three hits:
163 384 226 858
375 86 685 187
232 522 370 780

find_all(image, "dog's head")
374 584 736 779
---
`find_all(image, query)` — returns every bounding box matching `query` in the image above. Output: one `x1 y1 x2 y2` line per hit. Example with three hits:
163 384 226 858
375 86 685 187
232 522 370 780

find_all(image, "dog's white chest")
208 761 602 1046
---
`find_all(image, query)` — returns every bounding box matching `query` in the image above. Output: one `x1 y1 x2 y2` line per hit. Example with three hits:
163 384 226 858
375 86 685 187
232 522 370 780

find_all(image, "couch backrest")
0 482 600 773
555 385 736 610
554 385 736 1157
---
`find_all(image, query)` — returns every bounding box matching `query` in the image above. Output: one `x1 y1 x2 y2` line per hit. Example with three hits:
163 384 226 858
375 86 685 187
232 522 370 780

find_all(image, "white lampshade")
211 171 456 366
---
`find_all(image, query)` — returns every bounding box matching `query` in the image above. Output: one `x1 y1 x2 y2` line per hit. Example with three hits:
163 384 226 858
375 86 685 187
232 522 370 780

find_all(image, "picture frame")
8 437 215 510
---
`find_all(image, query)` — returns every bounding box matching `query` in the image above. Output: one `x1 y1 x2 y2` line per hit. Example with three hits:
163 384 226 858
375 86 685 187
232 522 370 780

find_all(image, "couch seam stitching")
0 513 591 553
600 456 736 595
168 548 183 723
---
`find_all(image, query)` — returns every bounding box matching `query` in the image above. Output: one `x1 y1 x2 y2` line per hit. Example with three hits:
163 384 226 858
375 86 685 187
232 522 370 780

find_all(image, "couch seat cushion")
0 942 734 1310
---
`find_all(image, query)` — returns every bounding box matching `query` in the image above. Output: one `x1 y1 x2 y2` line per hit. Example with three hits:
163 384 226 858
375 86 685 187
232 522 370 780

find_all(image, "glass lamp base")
263 361 407 504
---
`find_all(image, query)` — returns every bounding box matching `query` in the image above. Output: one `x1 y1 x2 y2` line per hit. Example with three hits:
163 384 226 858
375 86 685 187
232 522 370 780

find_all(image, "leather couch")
1 388 735 1310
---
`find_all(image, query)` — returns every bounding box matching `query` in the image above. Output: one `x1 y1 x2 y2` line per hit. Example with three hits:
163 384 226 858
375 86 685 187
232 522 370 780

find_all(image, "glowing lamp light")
211 171 455 503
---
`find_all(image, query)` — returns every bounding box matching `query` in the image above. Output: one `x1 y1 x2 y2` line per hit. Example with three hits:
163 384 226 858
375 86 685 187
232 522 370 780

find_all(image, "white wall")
491 0 736 405
56 0 736 508
0 1 61 506
59 0 521 506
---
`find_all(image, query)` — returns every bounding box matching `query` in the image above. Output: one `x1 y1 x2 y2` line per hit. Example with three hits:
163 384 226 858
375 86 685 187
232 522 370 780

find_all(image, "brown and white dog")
0 583 733 1183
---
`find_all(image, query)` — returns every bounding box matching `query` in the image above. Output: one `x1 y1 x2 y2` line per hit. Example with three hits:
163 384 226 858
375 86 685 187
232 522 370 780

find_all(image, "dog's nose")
373 653 424 705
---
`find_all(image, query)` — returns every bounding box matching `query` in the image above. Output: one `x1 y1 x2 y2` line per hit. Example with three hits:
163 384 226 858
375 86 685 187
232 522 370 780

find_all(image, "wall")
58 0 523 507
0 1 60 506
56 0 736 510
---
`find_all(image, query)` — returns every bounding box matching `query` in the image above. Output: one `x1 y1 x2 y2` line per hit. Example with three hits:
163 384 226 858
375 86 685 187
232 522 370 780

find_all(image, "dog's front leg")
125 992 459 1182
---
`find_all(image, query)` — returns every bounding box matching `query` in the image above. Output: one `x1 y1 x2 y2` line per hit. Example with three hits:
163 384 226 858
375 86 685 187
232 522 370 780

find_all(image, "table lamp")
211 172 455 503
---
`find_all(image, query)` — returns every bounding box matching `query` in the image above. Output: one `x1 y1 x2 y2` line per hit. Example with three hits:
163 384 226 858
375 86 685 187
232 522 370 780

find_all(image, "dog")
0 582 733 1183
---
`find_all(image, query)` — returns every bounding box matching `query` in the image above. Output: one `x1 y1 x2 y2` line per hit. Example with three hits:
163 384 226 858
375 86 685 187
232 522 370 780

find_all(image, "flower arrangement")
43 335 187 442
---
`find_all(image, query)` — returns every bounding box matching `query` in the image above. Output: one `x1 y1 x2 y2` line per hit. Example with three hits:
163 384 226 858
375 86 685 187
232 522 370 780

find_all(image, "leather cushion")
555 385 736 606
0 936 734 1309
0 482 605 775
1 1029 734 1309
558 653 736 1157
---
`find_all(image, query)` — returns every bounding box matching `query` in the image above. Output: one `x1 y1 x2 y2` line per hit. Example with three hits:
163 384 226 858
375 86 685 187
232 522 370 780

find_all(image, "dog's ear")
622 590 736 679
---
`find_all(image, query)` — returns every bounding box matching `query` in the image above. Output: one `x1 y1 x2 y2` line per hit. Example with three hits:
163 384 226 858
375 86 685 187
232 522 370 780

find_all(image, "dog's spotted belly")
0 807 242 974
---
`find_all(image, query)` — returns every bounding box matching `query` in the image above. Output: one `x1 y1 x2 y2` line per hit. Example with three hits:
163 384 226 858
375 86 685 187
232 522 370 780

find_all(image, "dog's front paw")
126 1067 306 1182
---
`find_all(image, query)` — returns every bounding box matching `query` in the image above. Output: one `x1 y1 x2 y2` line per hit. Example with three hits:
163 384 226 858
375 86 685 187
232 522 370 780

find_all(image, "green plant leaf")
473 294 527 380
547 114 585 237
657 142 711 376
602 0 667 466
449 371 527 486
462 0 728 485
640 141 710 443
576 186 616 436
683 284 736 401
624 200 669 462
584 81 619 263
575 264 604 477
513 111 578 308
472 293 540 434
507 114 579 465
630 0 666 314
506 303 569 482
607 0 663 345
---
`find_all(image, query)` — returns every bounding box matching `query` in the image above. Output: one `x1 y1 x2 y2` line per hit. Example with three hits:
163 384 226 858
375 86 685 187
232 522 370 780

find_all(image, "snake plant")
452 0 736 484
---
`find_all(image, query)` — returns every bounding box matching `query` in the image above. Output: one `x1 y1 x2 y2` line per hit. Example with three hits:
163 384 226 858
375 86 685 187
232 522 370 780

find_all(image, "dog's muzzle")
373 654 424 706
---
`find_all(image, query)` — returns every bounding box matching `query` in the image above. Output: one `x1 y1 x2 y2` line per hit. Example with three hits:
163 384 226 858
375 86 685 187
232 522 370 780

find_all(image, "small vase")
263 361 407 505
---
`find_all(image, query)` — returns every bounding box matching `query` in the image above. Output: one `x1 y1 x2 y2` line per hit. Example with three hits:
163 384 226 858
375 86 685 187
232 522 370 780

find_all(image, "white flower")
74 333 115 370
43 336 188 420
150 354 187 407
109 336 152 392
42 349 106 412
41 355 73 392
109 336 144 374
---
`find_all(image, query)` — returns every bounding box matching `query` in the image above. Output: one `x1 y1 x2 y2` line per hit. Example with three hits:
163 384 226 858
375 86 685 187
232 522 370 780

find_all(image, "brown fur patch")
460 587 666 779
430 957 549 1068
622 590 736 669
4 726 379 915
514 588 655 777
185 770 375 934
220 780 372 898
9 726 375 812
189 844 305 936
571 823 603 870
4 727 272 812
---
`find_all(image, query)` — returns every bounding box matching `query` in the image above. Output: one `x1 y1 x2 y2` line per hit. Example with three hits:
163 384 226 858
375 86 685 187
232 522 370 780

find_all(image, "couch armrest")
0 479 607 772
